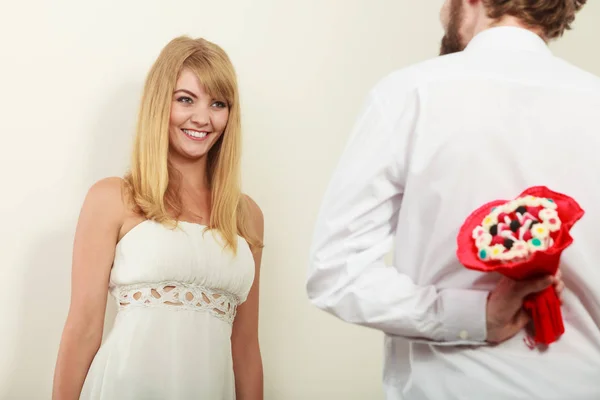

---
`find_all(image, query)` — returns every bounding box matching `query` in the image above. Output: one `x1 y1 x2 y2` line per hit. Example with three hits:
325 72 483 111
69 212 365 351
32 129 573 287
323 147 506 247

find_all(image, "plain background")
0 1 599 398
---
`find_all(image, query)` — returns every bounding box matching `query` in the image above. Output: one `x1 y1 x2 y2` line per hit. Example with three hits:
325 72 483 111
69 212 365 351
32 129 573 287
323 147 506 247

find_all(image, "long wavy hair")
124 36 262 254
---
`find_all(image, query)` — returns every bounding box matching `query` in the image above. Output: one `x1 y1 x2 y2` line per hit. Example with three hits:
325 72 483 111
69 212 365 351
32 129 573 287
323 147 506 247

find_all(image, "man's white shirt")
308 27 600 400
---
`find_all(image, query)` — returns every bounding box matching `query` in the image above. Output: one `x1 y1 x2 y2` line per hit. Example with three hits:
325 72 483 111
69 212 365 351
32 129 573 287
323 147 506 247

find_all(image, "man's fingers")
514 276 553 299
553 270 565 303
555 280 565 294
555 269 562 280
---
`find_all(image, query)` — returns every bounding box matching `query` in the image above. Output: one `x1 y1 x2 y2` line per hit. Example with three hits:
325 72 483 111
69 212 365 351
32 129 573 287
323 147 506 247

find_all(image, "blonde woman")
53 37 264 400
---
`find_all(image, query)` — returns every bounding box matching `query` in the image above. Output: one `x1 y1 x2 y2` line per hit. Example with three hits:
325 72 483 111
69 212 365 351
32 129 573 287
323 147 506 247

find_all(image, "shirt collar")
465 26 552 55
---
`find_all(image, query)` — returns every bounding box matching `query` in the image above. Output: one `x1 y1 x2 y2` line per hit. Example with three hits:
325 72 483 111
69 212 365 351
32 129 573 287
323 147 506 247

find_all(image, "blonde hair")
124 36 262 253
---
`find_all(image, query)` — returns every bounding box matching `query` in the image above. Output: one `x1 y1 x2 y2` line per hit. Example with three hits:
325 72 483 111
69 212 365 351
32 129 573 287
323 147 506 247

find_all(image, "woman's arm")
232 196 264 400
52 178 125 399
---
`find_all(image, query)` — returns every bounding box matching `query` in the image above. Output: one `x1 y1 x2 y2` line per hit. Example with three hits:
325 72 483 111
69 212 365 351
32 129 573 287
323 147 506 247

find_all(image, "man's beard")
440 0 465 56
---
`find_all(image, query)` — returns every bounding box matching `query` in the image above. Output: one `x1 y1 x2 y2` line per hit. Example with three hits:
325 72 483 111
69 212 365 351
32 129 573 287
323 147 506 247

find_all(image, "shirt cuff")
408 288 489 346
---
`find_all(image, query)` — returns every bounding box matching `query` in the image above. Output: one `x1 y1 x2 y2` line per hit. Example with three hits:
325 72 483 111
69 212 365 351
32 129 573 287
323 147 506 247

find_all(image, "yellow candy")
531 224 549 239
482 216 496 229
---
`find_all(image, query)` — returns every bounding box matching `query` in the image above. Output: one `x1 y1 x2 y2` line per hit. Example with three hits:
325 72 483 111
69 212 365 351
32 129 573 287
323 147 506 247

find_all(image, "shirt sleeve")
306 77 489 345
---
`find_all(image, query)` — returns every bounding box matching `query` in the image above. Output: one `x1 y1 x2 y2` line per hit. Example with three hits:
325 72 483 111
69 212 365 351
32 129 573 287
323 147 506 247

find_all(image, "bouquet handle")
523 286 564 345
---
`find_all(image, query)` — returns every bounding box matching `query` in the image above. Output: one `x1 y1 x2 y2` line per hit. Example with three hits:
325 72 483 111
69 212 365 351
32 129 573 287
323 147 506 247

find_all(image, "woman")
53 36 264 400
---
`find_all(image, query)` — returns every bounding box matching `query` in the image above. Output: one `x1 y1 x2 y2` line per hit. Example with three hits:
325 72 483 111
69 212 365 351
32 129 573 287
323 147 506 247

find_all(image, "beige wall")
0 1 598 398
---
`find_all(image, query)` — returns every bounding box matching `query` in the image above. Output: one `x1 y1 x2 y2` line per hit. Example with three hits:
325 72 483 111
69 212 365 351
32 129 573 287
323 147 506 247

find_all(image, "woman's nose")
191 107 210 126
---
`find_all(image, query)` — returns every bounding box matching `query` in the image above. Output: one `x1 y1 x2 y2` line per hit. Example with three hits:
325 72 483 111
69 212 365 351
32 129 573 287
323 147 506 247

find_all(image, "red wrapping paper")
456 186 584 346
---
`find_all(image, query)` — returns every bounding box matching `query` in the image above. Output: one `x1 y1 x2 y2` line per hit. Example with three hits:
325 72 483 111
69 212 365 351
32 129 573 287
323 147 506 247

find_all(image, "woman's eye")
212 101 227 108
177 96 193 104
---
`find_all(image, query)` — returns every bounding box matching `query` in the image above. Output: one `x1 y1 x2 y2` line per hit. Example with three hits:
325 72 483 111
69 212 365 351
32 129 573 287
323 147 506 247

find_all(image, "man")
307 1 600 399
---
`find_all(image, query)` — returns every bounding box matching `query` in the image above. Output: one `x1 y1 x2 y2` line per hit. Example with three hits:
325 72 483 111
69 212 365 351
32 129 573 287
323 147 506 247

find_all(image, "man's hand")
486 271 564 344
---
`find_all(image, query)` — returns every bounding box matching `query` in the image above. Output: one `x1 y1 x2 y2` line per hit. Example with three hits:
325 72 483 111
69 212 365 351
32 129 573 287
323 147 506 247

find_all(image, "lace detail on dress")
111 282 239 324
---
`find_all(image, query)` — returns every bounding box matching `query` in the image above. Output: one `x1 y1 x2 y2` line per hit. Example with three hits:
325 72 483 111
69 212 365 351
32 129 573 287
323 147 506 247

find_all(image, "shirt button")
459 330 469 340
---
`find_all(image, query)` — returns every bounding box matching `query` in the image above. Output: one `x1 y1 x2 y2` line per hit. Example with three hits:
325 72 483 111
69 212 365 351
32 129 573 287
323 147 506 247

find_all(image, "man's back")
384 26 600 399
308 26 600 400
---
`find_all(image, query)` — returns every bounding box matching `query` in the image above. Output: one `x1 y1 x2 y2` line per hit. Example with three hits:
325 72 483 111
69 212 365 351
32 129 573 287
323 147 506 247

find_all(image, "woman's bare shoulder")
242 194 264 237
82 177 131 223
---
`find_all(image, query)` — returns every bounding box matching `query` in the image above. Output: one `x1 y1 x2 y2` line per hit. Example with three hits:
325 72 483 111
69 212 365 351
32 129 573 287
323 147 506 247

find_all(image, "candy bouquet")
456 186 584 346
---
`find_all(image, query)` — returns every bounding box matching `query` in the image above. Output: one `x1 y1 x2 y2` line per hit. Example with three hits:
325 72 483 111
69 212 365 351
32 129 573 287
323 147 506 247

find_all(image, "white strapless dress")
80 220 255 400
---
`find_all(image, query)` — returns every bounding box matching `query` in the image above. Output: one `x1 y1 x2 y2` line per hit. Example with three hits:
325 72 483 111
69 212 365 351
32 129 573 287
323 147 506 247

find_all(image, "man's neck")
472 16 547 43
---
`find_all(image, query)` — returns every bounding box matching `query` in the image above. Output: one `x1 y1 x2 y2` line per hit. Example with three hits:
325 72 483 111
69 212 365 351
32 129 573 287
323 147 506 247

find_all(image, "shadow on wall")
1 82 142 399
